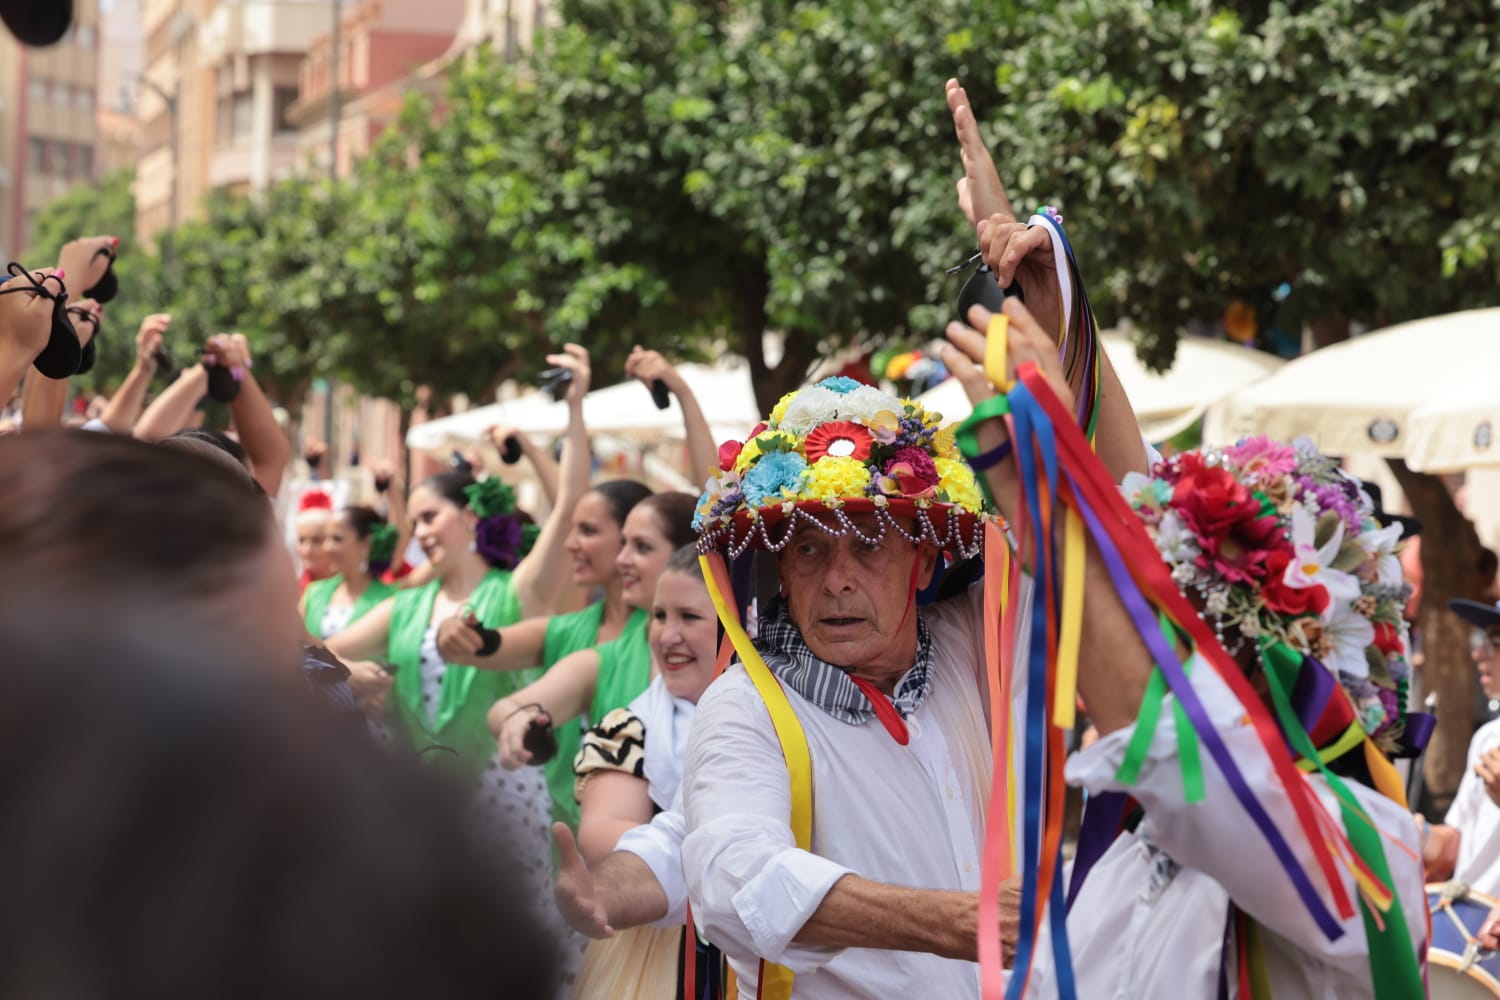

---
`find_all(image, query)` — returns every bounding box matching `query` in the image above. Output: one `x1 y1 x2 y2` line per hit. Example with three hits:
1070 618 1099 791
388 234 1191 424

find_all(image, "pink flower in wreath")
876 446 940 498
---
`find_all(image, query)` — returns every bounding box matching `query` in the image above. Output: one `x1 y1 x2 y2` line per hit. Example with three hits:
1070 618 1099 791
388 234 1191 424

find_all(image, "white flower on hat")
1153 511 1200 564
1285 505 1361 607
1322 601 1376 679
837 385 904 425
1356 520 1405 589
777 387 842 435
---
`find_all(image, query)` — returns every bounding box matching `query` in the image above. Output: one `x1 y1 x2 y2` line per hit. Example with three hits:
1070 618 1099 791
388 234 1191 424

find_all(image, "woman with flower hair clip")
327 345 595 976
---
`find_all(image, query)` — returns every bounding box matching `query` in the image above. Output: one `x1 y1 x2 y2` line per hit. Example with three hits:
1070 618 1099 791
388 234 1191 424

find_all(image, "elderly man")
677 90 1147 999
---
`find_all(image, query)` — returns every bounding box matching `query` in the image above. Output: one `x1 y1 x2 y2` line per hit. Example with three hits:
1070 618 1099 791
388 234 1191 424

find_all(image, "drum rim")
1431 949 1500 996
1428 883 1500 910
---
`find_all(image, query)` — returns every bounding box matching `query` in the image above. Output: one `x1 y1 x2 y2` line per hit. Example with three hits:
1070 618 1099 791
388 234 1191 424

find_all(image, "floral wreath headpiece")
693 376 993 560
1123 435 1417 754
464 477 538 571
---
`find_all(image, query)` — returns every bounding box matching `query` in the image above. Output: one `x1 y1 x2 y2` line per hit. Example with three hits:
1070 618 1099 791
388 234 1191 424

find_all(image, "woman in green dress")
486 491 700 771
327 345 593 960
299 504 402 640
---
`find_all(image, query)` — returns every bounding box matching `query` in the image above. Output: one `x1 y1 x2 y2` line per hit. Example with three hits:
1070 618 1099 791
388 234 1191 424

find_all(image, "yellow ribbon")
985 312 1013 391
699 554 811 1000
1053 508 1085 728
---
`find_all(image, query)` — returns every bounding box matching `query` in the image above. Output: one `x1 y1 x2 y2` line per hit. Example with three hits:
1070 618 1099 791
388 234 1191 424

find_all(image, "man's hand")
945 79 1062 339
553 822 616 939
136 314 170 371
56 236 117 295
1477 747 1500 808
1480 901 1500 952
999 874 1022 967
946 79 1013 227
436 610 484 664
942 300 1077 417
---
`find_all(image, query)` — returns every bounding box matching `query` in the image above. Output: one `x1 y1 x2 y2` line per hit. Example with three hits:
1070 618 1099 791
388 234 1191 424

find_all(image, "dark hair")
0 609 559 998
341 504 389 540
169 428 251 470
634 492 698 551
416 471 476 509
0 431 273 602
588 479 653 528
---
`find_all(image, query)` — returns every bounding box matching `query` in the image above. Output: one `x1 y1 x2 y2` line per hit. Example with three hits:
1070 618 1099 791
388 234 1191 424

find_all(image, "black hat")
0 0 73 46
1361 482 1422 539
1450 599 1500 631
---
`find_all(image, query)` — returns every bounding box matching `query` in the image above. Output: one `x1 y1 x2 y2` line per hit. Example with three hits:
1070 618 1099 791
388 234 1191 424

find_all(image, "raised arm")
487 424 561 507
134 363 207 440
217 334 291 496
624 346 717 485
0 267 61 403
511 343 592 618
101 313 168 433
946 79 1145 482
21 299 101 429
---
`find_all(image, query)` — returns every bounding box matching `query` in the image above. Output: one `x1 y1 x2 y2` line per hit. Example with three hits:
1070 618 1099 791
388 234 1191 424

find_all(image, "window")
232 91 253 139
54 143 71 179
27 138 45 172
76 146 93 181
27 78 46 102
273 86 299 133
78 87 94 111
77 25 95 49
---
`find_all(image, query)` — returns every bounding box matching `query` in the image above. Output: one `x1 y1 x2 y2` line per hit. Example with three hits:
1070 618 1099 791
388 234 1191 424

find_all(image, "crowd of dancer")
0 73 1491 1000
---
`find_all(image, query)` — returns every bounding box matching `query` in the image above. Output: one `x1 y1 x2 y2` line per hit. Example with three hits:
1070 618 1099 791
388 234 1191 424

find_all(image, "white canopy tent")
1405 372 1500 472
406 359 763 454
1203 307 1500 453
918 332 1285 442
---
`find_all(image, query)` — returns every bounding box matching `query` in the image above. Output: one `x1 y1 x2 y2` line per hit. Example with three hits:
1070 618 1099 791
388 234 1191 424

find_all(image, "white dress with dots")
416 626 584 990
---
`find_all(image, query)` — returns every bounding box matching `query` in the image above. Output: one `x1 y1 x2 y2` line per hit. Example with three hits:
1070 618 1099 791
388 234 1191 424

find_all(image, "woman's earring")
468 529 478 554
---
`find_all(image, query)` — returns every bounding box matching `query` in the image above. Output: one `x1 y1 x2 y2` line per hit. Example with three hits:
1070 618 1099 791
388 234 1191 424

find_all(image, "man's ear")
916 542 941 589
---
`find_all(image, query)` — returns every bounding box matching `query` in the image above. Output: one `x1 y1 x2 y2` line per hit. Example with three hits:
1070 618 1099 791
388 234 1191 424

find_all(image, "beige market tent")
920 332 1284 442
1204 307 1500 453
1405 372 1500 472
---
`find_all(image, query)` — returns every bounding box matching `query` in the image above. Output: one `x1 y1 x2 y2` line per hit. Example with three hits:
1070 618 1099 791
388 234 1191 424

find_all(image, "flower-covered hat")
694 377 992 559
1123 435 1415 753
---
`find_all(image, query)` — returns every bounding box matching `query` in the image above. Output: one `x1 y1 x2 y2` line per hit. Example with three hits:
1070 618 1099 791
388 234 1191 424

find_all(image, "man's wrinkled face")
776 513 936 672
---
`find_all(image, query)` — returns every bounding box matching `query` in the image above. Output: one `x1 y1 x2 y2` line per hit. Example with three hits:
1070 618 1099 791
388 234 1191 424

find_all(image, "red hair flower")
805 421 873 464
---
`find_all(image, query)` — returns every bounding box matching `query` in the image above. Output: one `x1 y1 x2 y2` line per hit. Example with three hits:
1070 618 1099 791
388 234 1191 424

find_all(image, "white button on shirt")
682 586 992 999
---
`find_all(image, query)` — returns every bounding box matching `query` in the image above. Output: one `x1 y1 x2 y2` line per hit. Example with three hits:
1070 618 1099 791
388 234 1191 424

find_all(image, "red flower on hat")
1372 620 1406 657
1261 550 1330 617
718 439 743 472
298 489 333 512
804 421 873 464
1174 454 1281 583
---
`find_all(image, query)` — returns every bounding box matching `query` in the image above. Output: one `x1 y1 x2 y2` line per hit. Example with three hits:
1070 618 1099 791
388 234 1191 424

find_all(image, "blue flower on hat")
816 376 864 395
742 451 808 509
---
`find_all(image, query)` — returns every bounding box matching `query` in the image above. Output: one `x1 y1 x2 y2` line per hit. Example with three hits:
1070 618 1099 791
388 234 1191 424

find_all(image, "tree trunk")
1309 311 1349 350
1388 459 1485 809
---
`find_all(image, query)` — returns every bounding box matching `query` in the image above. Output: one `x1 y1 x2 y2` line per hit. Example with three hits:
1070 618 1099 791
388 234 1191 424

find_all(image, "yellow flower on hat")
801 456 872 502
933 425 958 459
934 456 984 513
768 390 798 429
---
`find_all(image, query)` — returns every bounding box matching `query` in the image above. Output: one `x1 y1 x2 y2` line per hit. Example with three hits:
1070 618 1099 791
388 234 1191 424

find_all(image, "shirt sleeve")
1066 655 1425 982
615 793 690 927
681 672 850 973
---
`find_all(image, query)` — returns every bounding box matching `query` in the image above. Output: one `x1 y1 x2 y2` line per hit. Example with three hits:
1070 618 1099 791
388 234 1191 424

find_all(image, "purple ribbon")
1393 713 1436 759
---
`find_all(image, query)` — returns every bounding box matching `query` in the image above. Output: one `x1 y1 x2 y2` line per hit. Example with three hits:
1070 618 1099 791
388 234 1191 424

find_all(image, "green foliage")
21 0 1500 405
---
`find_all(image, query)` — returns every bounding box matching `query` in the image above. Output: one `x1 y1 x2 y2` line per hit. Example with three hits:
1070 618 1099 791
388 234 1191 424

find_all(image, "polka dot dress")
416 627 585 993
318 603 354 639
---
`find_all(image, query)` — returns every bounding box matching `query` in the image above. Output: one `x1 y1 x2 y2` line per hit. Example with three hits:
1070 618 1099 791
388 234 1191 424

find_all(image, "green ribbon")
955 394 1012 509
1116 616 1205 803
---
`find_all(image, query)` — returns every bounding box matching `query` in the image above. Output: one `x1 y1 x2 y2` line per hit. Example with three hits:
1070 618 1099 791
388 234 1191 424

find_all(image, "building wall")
0 1 102 258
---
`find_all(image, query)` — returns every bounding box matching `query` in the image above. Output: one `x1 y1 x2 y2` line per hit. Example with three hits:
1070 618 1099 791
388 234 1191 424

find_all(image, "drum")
1430 882 1500 999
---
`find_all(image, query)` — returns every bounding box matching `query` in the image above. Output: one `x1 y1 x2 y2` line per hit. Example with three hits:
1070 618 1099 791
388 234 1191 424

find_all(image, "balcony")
198 0 332 63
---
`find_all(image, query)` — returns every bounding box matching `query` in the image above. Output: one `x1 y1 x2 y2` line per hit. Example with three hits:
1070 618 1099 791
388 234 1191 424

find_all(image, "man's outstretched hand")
553 822 615 940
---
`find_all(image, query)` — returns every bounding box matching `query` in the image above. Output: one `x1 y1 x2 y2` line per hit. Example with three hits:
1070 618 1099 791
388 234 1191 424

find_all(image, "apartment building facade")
0 0 102 258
